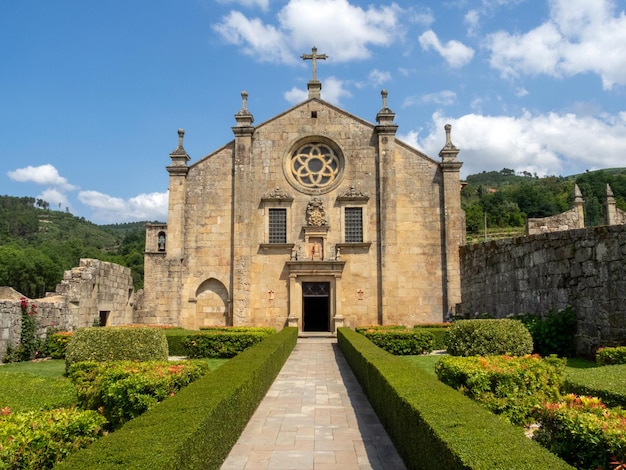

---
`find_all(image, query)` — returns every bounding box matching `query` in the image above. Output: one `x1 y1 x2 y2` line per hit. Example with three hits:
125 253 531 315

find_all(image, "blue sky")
2 0 625 224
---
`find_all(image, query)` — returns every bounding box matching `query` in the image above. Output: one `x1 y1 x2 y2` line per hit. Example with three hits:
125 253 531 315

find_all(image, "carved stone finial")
606 184 615 198
381 89 389 110
443 124 457 150
177 128 185 148
236 91 252 116
306 197 327 226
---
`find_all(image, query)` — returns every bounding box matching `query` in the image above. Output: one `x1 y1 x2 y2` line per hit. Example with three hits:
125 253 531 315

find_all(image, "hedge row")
414 327 448 350
596 346 626 366
184 331 273 358
336 328 573 470
56 327 298 470
445 319 534 357
359 329 435 355
65 327 168 371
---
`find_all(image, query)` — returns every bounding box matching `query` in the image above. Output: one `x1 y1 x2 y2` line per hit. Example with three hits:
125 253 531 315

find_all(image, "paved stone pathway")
221 337 407 470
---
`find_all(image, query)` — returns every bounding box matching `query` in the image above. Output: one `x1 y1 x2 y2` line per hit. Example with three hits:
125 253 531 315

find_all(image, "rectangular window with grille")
268 208 287 243
345 207 363 243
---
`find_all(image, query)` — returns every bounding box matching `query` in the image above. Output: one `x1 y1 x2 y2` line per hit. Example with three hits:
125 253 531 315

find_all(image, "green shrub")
533 394 626 469
337 328 572 469
596 346 626 366
354 325 407 333
184 331 272 358
198 326 276 334
68 360 210 429
360 329 435 355
46 331 73 359
55 328 298 470
164 328 198 356
0 407 107 469
413 326 449 350
445 319 533 356
65 327 168 371
435 354 566 425
516 306 577 357
565 364 626 408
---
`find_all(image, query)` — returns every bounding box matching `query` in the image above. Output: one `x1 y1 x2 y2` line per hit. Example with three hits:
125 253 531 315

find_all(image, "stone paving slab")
221 337 407 470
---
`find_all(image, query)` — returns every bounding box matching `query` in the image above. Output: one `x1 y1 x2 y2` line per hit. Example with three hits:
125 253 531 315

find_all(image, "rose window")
289 143 340 190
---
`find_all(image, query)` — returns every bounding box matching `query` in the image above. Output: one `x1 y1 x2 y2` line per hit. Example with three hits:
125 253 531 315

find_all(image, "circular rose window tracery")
286 141 344 194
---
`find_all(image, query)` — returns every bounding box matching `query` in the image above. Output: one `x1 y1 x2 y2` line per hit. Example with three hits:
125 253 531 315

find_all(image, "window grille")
345 207 363 243
268 208 287 243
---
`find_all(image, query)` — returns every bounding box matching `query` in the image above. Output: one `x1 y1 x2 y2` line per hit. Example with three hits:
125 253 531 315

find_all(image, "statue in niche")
310 237 323 260
306 197 327 226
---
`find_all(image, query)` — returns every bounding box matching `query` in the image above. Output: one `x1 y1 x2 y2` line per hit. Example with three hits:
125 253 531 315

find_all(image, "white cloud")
7 164 76 190
38 188 72 212
402 90 457 108
320 76 352 105
215 0 270 11
284 87 309 104
78 190 168 224
213 0 404 64
399 110 626 178
487 0 626 89
212 12 294 64
515 87 529 97
128 192 169 222
418 30 475 68
368 69 391 87
465 9 480 36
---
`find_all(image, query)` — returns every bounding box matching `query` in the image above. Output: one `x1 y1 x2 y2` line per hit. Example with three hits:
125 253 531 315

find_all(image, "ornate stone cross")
301 46 328 81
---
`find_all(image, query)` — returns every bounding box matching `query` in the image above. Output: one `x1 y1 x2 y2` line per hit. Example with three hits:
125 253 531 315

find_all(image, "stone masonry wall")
460 225 626 357
0 259 135 361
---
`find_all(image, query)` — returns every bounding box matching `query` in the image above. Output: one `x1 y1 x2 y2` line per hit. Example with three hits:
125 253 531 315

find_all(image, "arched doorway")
195 278 228 328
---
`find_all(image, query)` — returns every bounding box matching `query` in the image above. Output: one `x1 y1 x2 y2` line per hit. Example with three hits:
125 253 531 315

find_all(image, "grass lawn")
0 358 229 413
0 359 76 412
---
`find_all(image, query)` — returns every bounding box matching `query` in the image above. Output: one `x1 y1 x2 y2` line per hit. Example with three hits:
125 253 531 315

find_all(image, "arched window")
157 231 166 252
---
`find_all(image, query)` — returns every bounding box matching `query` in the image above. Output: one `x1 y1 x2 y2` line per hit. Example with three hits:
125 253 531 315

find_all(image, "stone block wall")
460 225 626 357
526 206 584 235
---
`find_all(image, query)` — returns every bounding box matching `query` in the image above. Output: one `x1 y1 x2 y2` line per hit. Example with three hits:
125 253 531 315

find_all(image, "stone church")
141 50 464 332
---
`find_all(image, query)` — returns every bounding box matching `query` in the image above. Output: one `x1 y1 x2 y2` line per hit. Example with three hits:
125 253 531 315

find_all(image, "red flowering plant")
4 298 43 362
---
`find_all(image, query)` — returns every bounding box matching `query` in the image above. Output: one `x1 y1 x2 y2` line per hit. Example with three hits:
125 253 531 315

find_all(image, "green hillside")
462 168 626 242
0 196 150 297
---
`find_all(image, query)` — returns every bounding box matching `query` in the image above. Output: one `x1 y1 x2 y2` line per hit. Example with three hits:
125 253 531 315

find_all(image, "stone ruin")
0 259 135 362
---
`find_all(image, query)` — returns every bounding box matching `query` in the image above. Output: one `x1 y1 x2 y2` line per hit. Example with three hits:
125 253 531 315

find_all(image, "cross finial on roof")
301 46 328 81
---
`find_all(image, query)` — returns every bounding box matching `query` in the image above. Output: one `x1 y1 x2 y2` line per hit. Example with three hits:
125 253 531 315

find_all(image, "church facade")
142 66 464 332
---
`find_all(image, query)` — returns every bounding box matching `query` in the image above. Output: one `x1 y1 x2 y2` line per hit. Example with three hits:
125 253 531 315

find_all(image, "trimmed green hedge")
564 364 626 408
445 319 533 356
55 327 297 470
360 329 435 355
163 328 198 356
184 331 273 358
596 346 626 366
65 327 168 371
414 327 448 350
337 328 573 470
